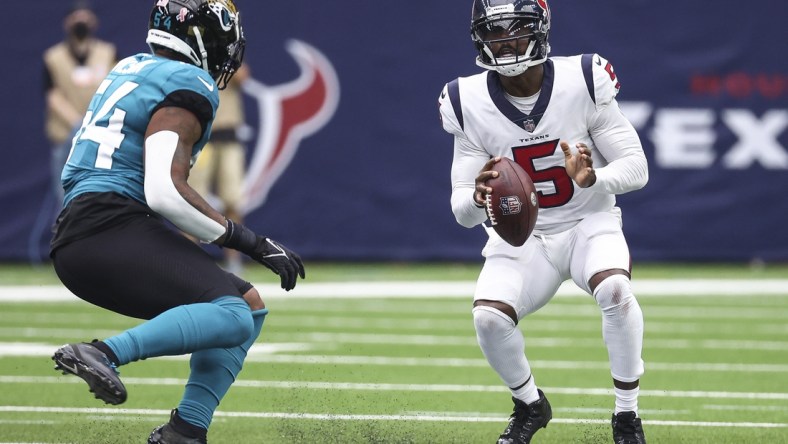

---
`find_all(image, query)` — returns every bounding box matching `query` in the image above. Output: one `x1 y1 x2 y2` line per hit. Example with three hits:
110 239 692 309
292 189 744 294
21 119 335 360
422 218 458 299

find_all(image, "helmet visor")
474 17 536 42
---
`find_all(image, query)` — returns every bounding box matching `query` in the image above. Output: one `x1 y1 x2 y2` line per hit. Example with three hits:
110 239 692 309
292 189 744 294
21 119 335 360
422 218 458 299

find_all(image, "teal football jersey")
61 53 220 206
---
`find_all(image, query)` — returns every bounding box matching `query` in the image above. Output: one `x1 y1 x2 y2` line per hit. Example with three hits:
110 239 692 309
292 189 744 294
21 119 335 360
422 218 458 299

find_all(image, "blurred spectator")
43 0 116 205
189 63 251 274
29 1 116 263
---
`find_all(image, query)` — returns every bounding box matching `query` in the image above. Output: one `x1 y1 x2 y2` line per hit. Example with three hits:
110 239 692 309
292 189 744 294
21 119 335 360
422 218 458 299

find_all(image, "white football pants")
473 211 645 384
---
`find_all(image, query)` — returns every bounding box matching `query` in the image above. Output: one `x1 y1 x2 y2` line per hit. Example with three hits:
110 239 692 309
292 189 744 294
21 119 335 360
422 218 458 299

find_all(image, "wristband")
222 219 258 253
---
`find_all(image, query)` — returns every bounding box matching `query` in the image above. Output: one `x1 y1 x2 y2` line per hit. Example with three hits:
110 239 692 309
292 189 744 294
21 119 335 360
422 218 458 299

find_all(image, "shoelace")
512 405 542 433
614 417 641 443
101 355 121 376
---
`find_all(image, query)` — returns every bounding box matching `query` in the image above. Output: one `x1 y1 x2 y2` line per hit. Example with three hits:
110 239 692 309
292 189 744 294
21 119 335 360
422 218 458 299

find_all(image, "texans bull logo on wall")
241 39 340 214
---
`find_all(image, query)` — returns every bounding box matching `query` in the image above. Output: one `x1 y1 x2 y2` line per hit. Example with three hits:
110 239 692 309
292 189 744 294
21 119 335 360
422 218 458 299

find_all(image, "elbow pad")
143 130 226 242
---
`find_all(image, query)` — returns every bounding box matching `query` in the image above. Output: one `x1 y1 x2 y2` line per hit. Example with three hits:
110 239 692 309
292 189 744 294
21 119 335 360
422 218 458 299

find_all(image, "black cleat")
149 410 207 444
52 342 127 405
612 411 647 444
497 389 552 444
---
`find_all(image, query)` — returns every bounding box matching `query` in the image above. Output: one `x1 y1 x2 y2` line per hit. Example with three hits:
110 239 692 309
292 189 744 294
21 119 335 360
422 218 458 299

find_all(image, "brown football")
484 157 539 247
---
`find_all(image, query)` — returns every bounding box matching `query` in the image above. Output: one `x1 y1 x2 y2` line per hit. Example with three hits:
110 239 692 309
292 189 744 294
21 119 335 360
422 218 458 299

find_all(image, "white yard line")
2 342 788 373
0 406 784 428
1 376 787 400
2 341 788 373
1 279 788 302
5 329 788 351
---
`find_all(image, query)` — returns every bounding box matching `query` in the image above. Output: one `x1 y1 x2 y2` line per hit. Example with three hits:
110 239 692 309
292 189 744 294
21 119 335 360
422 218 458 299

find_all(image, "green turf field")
1 263 786 443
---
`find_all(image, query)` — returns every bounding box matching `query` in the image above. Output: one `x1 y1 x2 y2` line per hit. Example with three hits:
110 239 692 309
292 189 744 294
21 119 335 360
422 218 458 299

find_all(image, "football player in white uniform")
438 1 649 443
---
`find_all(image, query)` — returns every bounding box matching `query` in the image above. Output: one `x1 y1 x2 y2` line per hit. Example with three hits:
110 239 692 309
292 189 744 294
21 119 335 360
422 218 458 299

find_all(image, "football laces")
485 193 498 226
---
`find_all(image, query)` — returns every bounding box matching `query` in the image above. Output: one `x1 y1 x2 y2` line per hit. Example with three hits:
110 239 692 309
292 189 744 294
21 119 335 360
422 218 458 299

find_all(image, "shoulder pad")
161 64 220 111
581 53 621 108
438 79 464 135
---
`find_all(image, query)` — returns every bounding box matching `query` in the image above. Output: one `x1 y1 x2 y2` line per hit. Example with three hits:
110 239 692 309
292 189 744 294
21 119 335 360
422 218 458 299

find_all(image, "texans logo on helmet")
241 40 340 214
535 0 551 23
537 0 551 23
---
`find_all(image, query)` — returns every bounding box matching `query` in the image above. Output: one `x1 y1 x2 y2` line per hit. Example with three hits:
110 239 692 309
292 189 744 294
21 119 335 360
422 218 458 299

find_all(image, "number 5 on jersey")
512 140 574 208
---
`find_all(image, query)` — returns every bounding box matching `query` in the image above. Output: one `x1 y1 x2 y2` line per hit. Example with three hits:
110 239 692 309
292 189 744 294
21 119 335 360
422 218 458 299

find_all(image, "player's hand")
474 156 501 206
253 237 305 291
561 141 596 188
221 220 306 291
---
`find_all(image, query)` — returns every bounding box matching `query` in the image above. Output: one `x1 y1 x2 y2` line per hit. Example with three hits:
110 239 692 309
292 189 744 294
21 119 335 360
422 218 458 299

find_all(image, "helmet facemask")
198 5 245 89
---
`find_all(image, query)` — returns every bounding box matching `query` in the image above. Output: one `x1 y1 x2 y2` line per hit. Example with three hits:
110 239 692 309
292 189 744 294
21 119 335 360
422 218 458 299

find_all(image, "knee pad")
472 305 532 389
593 274 635 310
211 296 254 345
473 305 516 341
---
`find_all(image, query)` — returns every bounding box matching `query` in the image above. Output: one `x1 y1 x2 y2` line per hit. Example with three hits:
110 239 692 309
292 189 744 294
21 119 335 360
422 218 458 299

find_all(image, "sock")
104 296 253 365
472 306 539 404
170 409 207 440
614 386 639 415
511 375 539 405
176 308 268 430
593 275 645 382
90 340 119 366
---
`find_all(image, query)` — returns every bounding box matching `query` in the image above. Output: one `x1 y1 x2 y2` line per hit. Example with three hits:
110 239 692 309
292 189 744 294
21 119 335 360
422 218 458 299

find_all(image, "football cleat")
497 389 552 444
52 342 127 405
612 411 647 444
148 410 207 444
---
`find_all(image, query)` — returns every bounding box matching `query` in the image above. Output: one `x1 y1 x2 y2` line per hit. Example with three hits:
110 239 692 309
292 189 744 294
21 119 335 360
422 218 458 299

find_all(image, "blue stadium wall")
1 1 786 262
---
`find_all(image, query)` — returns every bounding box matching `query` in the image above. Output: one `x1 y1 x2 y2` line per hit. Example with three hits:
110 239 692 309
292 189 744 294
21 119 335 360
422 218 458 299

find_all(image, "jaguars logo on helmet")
146 0 245 89
471 0 551 77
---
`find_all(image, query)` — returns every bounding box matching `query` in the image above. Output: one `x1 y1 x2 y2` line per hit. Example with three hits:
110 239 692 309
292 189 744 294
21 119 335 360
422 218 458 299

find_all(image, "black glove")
222 219 305 290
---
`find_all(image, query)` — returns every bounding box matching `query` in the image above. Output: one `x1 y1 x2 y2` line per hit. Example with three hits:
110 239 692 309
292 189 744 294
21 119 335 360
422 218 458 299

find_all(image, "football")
484 157 539 247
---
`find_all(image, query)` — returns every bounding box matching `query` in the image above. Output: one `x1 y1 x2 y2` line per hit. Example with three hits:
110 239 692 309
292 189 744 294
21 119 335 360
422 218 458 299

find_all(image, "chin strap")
192 26 210 73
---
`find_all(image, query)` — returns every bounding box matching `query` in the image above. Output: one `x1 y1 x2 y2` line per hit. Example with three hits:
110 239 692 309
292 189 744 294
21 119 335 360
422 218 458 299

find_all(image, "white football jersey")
439 53 647 238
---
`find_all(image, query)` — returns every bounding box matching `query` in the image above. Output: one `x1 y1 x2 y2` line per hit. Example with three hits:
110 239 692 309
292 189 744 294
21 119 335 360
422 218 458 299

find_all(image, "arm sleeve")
587 100 649 194
450 133 490 228
143 130 226 242
438 81 490 228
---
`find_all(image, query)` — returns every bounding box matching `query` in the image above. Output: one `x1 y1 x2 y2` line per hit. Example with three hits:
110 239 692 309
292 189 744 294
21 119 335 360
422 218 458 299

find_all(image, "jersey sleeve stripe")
447 79 464 131
581 53 596 104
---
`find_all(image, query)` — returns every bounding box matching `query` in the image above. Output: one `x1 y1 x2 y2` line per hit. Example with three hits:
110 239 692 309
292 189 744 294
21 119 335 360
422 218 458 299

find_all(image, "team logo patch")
523 118 536 132
499 196 522 215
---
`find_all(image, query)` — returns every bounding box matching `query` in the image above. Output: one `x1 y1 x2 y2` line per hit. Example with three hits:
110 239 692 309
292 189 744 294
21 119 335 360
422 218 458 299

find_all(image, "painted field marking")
0 406 784 428
2 342 788 373
2 279 788 302
2 341 788 373
4 329 787 352
1 376 787 400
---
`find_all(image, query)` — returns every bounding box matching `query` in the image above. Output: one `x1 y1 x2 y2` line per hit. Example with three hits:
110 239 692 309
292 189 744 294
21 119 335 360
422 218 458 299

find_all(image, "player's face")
476 18 534 59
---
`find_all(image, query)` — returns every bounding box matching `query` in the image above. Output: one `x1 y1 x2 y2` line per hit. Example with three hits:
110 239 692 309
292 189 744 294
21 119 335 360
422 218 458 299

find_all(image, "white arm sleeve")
450 134 489 228
588 101 649 194
143 130 226 242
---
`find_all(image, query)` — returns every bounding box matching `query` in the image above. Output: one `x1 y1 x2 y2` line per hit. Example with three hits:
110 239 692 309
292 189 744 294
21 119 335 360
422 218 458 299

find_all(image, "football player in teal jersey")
50 1 305 443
